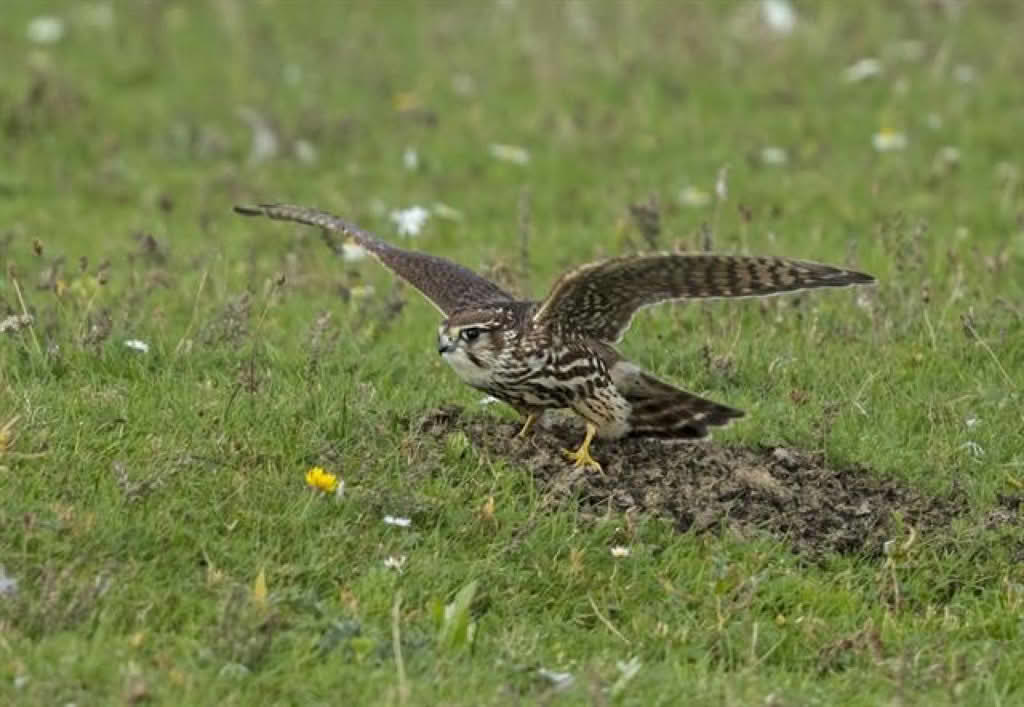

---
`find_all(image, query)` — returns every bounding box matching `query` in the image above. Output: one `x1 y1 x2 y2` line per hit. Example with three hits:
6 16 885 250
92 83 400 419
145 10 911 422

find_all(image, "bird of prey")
235 203 875 471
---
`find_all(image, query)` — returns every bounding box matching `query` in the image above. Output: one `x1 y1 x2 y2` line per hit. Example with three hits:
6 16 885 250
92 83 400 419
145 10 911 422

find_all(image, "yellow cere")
305 466 338 494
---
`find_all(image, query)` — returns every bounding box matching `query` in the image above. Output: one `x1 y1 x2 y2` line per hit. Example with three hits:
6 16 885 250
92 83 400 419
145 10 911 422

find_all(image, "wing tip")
842 268 877 286
233 204 266 217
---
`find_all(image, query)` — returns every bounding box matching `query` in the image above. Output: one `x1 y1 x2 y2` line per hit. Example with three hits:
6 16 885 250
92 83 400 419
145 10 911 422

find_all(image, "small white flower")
341 243 367 262
489 143 530 165
384 555 407 571
0 566 17 598
390 206 430 237
27 16 65 43
614 656 643 687
383 515 412 528
219 663 250 679
537 668 575 690
451 73 476 96
872 130 908 152
479 396 499 406
402 147 419 171
760 0 797 34
293 139 318 165
760 146 788 165
237 106 279 164
124 339 150 353
715 165 729 201
679 186 711 207
938 146 961 165
844 58 883 82
0 314 33 334
610 546 631 558
965 416 980 429
856 291 874 313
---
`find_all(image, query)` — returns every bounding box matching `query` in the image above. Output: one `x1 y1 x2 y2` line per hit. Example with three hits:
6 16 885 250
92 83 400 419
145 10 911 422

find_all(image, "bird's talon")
563 422 602 471
562 446 602 471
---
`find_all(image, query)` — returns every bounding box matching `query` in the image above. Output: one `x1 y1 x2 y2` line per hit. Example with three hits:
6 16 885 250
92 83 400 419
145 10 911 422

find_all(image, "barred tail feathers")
609 362 744 439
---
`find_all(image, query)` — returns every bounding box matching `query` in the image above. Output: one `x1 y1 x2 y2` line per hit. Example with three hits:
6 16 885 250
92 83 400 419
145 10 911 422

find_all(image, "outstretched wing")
234 203 514 316
533 253 875 342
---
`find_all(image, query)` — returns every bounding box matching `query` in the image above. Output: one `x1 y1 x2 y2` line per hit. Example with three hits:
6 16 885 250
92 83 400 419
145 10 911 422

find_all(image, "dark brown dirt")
415 405 976 558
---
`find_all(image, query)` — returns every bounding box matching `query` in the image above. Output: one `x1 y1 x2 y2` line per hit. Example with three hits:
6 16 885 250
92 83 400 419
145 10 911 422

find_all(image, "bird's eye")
462 327 482 341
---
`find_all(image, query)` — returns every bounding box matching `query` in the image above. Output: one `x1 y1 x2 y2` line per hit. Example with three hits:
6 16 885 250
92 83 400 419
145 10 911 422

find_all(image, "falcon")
235 203 875 470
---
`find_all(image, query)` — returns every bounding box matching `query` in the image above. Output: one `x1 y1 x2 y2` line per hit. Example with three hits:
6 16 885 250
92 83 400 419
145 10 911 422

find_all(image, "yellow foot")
515 413 537 439
562 422 602 471
562 445 602 471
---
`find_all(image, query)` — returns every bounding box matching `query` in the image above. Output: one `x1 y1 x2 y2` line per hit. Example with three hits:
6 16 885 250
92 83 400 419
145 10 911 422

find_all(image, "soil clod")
416 406 977 557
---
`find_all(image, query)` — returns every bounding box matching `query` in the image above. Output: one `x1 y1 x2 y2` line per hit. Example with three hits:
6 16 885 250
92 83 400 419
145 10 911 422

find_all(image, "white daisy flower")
872 130 908 152
384 555 407 571
760 146 789 165
844 58 883 82
489 143 530 165
0 565 17 597
27 16 65 43
389 206 430 237
403 147 419 171
679 186 711 207
537 668 575 690
293 139 318 165
341 243 368 262
760 0 797 34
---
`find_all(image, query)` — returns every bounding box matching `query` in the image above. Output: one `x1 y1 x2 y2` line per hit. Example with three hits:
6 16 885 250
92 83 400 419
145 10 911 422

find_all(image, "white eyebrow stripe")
453 322 500 332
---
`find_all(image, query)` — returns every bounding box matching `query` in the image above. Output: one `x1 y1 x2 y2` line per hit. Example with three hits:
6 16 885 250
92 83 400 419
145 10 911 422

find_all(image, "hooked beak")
437 332 454 355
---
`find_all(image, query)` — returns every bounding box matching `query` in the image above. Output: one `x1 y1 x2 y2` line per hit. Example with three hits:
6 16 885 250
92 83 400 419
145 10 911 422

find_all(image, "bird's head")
437 307 513 385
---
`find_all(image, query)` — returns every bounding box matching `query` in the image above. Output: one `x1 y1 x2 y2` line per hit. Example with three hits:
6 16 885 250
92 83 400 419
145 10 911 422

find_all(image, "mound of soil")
416 406 972 557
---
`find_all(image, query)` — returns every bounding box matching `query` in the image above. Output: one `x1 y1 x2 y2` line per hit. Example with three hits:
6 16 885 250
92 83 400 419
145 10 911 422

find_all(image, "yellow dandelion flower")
305 466 338 494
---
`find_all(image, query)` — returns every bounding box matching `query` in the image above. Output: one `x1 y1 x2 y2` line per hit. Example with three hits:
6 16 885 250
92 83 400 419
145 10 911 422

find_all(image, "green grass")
2 1 1023 704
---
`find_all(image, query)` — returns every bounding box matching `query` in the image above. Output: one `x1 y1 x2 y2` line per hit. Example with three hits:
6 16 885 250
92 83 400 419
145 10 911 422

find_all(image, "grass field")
2 1 1024 704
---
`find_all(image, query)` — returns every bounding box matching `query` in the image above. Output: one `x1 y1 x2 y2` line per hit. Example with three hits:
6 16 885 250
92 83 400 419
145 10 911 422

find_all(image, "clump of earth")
415 406 983 557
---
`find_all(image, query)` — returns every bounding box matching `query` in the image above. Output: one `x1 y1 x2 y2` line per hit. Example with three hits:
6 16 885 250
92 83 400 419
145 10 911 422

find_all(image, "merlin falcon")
235 203 875 471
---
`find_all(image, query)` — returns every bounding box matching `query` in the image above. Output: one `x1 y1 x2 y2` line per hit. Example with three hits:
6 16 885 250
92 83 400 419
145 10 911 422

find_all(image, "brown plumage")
235 203 876 470
233 203 512 314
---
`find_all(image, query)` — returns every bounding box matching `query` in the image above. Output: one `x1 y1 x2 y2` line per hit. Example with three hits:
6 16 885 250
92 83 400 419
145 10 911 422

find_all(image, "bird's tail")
610 362 744 439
